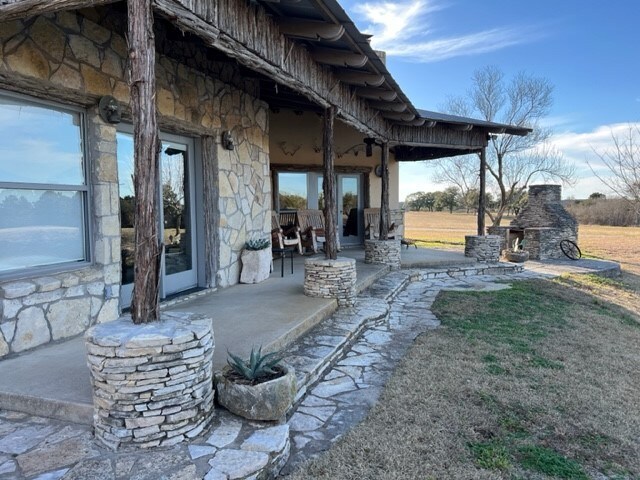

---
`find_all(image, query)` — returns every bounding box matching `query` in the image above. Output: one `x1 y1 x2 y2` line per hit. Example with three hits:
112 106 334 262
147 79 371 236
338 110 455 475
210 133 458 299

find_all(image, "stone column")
464 235 501 263
364 239 401 269
303 258 356 307
85 312 214 450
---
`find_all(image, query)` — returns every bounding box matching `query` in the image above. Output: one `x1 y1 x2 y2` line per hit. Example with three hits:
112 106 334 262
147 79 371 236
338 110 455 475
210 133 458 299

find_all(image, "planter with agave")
214 346 296 421
240 238 272 284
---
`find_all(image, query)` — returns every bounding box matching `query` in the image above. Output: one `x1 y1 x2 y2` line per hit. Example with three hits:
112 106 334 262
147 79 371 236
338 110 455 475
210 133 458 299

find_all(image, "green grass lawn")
287 276 640 479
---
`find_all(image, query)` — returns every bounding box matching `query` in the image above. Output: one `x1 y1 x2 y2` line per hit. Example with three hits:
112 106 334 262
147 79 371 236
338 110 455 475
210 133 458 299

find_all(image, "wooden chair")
296 209 326 254
271 211 303 254
364 208 403 240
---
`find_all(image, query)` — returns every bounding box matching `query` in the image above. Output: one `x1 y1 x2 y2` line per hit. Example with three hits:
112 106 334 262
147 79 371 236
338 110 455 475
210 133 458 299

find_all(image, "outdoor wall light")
98 95 121 124
222 130 235 150
364 137 379 157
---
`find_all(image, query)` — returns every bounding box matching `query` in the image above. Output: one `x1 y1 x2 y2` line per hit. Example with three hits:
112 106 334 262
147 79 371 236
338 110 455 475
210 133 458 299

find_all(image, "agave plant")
244 238 270 251
227 346 284 382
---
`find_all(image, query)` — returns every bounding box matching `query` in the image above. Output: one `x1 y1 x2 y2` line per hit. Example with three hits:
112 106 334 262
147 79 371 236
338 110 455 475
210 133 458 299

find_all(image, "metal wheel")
560 239 581 260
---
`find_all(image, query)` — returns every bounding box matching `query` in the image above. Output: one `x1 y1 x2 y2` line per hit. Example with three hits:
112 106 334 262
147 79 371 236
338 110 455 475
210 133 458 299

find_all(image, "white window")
0 94 89 275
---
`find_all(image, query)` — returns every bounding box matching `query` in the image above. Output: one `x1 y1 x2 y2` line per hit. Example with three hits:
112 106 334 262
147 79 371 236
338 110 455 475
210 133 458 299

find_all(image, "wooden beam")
449 123 474 131
368 100 407 112
356 88 397 102
277 18 344 42
395 118 436 127
323 106 338 260
335 70 385 87
379 142 390 239
478 147 486 235
382 112 416 122
129 0 161 324
0 0 117 22
310 47 368 68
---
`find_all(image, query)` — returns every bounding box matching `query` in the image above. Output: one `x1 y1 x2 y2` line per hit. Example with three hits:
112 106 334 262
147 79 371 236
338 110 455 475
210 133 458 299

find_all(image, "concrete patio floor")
0 247 474 424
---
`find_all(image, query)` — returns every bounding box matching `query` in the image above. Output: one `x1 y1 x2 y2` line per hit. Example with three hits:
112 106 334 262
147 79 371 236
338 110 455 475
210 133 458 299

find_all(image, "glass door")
338 174 362 246
117 132 198 307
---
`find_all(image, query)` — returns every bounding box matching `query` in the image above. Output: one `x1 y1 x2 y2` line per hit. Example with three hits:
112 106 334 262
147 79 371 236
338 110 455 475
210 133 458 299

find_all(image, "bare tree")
433 155 478 211
588 124 640 223
441 66 576 226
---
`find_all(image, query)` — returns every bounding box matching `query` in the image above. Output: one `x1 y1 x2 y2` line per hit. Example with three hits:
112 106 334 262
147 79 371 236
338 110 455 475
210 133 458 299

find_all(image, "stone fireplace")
490 185 578 260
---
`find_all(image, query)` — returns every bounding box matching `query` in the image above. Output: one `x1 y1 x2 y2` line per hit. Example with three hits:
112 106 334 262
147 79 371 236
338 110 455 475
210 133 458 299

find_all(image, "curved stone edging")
303 257 357 307
85 312 214 450
364 239 401 269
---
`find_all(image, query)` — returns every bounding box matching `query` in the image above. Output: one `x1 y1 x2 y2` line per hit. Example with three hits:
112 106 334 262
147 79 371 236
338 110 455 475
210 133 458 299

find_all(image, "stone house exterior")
0 0 528 359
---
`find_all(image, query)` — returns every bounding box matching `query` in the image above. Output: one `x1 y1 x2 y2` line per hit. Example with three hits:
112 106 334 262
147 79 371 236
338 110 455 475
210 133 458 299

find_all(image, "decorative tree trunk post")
379 141 389 239
128 0 161 323
202 136 218 288
323 106 338 260
477 146 487 236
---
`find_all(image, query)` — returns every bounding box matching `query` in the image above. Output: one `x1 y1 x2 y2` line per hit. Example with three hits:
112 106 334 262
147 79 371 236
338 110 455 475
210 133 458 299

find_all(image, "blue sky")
340 0 640 199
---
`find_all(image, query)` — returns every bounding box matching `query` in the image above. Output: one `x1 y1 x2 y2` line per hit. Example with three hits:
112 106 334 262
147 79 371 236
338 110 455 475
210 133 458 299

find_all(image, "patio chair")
364 208 403 240
271 211 303 255
296 209 327 254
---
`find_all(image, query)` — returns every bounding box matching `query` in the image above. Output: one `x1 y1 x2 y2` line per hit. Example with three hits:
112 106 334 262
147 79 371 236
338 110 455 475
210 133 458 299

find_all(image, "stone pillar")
303 258 356 307
364 239 401 269
487 226 510 254
85 312 214 450
464 235 501 263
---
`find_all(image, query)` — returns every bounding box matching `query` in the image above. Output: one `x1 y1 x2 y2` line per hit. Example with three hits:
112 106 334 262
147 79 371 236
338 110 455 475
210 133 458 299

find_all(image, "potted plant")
240 238 272 283
214 346 296 421
505 238 529 263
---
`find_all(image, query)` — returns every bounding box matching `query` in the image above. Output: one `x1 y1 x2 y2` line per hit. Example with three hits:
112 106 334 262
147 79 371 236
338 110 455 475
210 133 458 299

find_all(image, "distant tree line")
565 193 640 226
404 186 526 216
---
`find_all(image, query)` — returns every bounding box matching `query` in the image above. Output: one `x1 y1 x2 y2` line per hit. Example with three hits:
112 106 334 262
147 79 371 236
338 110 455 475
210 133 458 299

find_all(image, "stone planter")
84 312 214 450
240 248 272 284
464 235 501 263
505 250 530 263
364 239 401 269
304 257 357 307
214 364 296 421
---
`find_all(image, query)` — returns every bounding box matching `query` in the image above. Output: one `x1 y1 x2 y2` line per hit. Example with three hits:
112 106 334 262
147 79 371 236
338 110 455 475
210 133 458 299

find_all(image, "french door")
117 131 198 307
338 174 363 246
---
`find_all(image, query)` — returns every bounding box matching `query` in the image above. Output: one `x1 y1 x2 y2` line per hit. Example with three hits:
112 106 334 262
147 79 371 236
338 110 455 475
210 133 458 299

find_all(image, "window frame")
0 91 92 280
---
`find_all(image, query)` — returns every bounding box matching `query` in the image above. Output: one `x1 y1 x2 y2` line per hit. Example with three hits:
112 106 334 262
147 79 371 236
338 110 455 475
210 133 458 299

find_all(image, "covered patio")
0 246 476 424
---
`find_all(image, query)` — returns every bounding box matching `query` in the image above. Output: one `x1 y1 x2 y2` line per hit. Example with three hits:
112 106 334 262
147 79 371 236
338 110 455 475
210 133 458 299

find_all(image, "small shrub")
227 346 284 383
245 238 270 251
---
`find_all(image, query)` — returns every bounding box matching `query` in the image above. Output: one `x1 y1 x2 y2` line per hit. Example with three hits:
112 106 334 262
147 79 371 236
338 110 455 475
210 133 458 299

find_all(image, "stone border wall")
304 258 356 307
464 235 501 263
364 239 401 269
85 312 214 450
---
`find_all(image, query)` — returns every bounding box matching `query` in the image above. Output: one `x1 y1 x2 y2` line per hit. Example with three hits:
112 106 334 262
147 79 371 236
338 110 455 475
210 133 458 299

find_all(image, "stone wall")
523 227 574 260
0 110 121 359
85 312 214 450
0 9 271 354
464 235 501 263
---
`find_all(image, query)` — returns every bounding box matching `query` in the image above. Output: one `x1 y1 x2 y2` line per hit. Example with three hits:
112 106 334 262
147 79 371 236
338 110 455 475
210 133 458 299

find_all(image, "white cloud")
353 0 541 62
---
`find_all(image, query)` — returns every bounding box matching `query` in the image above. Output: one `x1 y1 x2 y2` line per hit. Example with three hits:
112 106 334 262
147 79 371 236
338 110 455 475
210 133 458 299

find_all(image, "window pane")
0 189 86 272
117 132 135 285
278 173 307 210
0 96 84 185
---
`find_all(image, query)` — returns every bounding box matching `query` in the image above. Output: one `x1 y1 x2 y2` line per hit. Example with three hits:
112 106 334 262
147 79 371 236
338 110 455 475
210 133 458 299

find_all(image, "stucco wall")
270 110 400 209
0 10 270 355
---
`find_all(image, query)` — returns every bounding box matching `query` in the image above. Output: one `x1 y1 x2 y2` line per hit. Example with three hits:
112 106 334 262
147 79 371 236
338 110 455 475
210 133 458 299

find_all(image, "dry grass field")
405 211 640 276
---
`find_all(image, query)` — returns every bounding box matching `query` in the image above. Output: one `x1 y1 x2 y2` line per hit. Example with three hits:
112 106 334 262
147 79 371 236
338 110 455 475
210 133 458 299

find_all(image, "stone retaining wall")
464 235 501 263
85 313 214 450
304 258 356 307
364 239 401 269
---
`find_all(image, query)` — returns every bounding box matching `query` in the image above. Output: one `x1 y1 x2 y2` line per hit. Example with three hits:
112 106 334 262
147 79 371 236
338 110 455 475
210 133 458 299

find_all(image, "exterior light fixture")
98 95 121 124
364 137 377 157
222 130 235 150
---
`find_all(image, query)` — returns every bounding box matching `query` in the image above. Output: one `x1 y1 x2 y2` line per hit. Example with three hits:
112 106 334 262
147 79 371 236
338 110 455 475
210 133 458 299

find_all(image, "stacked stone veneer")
0 9 272 356
0 110 120 359
464 235 501 263
304 258 357 307
510 185 578 260
364 239 401 269
85 312 214 450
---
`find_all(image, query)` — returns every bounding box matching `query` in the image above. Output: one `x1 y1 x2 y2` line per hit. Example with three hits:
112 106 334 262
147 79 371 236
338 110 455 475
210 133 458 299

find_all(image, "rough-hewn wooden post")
478 147 486 235
323 106 338 260
202 136 218 288
128 0 161 323
379 141 389 239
